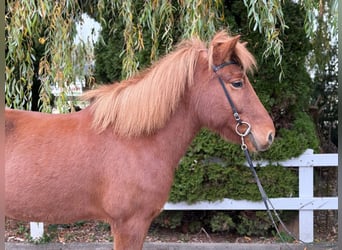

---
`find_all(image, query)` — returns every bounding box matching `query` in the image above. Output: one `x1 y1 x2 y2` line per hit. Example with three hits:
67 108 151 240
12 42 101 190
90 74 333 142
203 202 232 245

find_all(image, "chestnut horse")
5 31 275 249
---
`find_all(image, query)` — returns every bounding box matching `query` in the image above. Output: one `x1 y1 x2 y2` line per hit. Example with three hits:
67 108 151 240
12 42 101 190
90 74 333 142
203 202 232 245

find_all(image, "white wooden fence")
30 149 338 243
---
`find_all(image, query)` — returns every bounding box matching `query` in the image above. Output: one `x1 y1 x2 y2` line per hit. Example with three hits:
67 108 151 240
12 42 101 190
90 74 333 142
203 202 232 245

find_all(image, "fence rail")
30 149 338 243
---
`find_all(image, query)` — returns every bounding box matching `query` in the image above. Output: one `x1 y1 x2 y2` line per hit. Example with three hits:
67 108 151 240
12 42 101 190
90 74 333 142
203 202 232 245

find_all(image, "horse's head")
191 32 275 152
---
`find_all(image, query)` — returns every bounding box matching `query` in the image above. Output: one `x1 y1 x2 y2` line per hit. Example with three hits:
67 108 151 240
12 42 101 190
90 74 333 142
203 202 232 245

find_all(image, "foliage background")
5 0 337 237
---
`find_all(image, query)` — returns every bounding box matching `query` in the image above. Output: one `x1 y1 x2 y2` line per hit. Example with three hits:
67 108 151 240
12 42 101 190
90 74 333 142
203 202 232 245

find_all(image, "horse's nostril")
268 133 274 144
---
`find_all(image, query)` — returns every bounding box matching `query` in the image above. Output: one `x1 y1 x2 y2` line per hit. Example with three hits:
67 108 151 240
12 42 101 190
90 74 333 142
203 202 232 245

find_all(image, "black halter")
212 61 237 73
212 61 241 122
212 61 251 149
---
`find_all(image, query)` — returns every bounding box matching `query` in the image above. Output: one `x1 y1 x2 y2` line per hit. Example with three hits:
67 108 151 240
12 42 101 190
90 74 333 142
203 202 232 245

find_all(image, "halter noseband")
212 61 251 150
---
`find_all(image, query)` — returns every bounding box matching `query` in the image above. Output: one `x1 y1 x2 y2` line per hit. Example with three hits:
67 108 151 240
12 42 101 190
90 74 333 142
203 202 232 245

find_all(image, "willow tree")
306 0 338 150
6 0 79 112
5 0 338 112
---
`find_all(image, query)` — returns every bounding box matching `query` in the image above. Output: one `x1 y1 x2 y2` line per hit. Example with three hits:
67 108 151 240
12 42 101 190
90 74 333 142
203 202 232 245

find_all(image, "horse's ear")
211 35 240 65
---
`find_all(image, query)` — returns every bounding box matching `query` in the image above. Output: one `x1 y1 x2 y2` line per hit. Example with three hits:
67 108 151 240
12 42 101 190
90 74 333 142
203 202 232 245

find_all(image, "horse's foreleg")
111 217 152 250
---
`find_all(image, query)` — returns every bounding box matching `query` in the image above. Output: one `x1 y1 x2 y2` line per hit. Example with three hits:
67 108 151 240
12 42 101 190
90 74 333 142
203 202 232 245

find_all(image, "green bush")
257 112 320 160
236 211 273 236
153 211 183 230
151 210 291 237
169 129 304 204
210 212 235 233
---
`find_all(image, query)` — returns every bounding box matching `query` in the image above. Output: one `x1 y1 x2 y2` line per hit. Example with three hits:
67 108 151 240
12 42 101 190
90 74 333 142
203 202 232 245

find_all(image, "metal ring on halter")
235 121 251 137
240 136 248 151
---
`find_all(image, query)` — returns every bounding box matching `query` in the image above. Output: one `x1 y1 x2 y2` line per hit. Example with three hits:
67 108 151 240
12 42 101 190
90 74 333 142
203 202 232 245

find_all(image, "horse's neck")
86 101 200 169
153 100 200 167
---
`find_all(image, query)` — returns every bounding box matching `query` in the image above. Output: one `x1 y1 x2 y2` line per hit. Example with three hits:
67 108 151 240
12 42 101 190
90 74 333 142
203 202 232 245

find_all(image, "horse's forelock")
208 31 257 74
233 42 257 74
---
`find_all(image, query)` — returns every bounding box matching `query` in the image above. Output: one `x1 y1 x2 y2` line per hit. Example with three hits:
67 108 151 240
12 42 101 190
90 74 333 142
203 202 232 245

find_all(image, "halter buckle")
233 112 241 121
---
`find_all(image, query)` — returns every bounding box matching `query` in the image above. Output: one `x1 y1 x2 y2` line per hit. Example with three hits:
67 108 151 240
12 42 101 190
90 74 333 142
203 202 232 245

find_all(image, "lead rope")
239 130 304 248
213 63 307 248
235 117 298 247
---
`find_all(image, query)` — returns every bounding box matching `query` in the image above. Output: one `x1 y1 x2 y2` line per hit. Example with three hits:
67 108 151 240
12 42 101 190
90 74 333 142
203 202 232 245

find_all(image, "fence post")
29 222 44 240
298 150 314 243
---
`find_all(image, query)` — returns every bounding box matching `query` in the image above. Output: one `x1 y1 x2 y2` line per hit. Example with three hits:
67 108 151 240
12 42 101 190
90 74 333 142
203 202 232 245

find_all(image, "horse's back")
5 108 104 222
5 108 23 137
5 108 50 138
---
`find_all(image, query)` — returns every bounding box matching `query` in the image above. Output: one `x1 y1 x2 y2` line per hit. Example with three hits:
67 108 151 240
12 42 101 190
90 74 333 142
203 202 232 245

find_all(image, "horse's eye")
231 81 243 88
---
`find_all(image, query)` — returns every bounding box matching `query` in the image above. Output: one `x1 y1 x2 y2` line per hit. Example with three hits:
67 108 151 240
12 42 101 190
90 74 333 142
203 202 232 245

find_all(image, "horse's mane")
82 31 256 137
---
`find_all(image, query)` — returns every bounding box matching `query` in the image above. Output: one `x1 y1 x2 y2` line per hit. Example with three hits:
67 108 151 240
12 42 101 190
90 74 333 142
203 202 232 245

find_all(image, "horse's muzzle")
248 131 274 152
